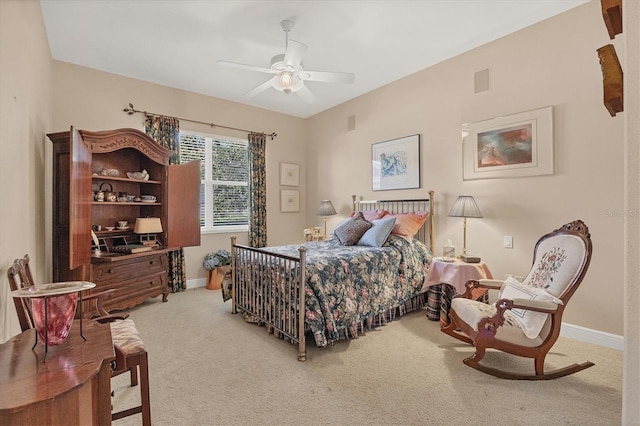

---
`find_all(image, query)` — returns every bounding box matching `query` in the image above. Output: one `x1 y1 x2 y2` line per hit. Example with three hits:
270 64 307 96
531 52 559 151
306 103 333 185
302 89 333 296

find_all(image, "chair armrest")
497 297 559 314
458 279 502 299
83 289 130 321
476 279 503 290
477 298 559 338
94 313 130 323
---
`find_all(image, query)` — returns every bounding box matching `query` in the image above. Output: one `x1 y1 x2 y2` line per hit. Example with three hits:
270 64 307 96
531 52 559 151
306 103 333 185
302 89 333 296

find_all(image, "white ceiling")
40 0 589 119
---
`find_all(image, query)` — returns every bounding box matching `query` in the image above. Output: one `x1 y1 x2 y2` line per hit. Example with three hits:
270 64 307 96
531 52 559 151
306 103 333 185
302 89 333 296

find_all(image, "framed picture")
280 162 300 186
280 189 300 212
463 106 553 180
371 134 421 191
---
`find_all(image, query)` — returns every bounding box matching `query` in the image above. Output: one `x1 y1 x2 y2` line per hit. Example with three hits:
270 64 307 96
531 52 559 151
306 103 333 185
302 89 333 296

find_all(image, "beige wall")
307 1 624 336
0 0 53 342
49 61 308 284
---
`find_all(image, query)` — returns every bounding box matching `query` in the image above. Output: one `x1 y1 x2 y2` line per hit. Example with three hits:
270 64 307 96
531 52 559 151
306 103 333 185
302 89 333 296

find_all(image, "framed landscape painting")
371 134 421 191
462 106 553 180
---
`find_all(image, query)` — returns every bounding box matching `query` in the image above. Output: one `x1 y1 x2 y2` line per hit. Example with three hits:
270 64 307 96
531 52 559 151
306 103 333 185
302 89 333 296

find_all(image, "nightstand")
423 258 493 325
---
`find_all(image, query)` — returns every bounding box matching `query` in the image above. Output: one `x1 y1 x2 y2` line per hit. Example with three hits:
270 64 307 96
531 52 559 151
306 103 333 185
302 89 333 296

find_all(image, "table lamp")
317 200 337 237
134 217 163 246
448 195 482 260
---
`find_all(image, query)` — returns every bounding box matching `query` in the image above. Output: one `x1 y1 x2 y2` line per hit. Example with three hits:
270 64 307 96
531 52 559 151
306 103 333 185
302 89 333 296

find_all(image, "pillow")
350 209 388 221
388 212 428 241
357 216 397 247
499 277 563 339
334 212 373 246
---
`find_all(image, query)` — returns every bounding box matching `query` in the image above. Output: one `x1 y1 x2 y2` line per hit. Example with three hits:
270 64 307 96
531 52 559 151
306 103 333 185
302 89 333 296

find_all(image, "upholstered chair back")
521 232 590 302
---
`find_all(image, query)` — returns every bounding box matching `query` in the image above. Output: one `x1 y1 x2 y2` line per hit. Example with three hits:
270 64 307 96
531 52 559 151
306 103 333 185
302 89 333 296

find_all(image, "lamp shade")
448 196 482 218
134 217 163 234
317 200 337 216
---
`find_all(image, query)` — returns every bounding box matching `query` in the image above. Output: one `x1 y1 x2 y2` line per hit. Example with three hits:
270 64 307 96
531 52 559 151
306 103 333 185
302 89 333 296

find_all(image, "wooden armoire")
48 127 201 315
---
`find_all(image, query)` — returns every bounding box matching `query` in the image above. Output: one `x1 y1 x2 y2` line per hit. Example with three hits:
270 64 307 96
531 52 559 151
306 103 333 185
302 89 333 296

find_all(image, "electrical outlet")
504 235 513 248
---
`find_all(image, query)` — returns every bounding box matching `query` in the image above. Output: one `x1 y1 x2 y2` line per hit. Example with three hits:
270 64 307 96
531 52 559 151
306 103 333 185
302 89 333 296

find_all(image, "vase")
31 293 78 346
206 266 230 290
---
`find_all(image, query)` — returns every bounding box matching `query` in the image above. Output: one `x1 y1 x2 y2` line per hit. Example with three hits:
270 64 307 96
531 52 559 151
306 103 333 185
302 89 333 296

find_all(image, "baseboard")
561 322 623 351
181 279 625 351
186 278 207 290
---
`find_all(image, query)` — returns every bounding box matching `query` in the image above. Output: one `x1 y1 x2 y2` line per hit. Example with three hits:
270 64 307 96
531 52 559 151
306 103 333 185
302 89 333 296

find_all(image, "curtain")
144 114 187 293
248 132 267 247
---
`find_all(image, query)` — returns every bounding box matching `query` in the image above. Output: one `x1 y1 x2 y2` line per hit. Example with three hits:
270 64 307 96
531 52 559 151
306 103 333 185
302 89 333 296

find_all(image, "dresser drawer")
82 251 170 316
100 273 167 312
91 253 167 284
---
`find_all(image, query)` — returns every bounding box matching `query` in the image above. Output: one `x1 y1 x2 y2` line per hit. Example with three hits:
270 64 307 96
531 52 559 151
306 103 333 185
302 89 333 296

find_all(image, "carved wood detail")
81 128 172 165
597 44 624 117
601 0 622 39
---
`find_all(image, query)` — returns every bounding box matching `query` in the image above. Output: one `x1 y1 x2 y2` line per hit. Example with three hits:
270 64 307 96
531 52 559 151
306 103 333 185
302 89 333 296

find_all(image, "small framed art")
280 162 300 186
371 134 421 191
462 106 553 180
280 189 300 212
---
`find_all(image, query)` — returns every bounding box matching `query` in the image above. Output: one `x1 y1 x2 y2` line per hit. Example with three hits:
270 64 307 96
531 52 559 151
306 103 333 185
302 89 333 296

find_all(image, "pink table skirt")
422 259 493 294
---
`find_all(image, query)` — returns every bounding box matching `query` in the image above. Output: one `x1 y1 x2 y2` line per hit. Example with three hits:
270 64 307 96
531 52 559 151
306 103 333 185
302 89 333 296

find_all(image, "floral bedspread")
261 235 432 347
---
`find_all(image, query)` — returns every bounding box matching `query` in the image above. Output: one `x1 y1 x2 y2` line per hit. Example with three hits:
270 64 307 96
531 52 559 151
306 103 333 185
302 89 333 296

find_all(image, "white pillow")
499 277 563 339
357 217 396 247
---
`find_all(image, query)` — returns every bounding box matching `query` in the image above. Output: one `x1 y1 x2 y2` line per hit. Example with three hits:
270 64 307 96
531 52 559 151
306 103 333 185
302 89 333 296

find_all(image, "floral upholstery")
260 235 432 347
523 234 587 297
451 232 588 343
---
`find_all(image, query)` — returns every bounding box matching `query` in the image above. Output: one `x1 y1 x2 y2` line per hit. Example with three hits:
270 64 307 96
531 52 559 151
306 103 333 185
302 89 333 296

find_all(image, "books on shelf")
110 244 152 254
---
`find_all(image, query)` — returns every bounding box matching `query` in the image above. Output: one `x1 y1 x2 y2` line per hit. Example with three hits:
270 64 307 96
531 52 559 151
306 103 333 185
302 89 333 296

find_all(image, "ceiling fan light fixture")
272 71 303 94
218 19 353 100
279 71 294 92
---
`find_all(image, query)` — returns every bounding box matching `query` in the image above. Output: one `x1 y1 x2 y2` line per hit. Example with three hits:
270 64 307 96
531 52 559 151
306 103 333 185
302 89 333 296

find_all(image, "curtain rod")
122 103 277 140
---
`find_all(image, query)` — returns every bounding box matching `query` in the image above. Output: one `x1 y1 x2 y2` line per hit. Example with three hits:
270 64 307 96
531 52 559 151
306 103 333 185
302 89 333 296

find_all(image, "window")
179 130 249 233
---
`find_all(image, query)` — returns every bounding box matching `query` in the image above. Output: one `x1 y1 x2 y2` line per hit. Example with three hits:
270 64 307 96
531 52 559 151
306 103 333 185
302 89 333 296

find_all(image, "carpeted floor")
112 287 622 425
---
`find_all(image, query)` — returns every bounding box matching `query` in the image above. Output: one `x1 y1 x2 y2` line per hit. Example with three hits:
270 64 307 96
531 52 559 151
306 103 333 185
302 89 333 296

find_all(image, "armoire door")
166 160 201 248
68 126 92 270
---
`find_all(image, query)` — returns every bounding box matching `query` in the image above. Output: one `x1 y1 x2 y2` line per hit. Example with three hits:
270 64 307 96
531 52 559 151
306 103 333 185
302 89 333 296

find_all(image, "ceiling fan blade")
296 85 316 103
243 79 273 97
299 70 355 84
217 60 278 75
284 40 307 69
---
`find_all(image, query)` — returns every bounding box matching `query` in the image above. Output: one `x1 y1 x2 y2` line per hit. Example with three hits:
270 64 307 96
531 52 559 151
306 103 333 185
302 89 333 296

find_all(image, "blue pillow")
357 216 397 247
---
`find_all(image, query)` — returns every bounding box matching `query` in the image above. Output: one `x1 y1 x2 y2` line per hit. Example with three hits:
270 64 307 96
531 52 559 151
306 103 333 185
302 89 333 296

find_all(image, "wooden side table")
0 320 115 425
423 258 493 325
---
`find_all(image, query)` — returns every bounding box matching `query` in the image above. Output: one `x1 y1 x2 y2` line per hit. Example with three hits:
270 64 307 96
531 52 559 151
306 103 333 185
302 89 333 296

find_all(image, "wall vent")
474 69 490 93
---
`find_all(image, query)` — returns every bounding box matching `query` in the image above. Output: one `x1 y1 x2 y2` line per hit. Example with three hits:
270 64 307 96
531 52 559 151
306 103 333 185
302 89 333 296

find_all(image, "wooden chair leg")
112 351 151 425
130 365 138 387
139 351 151 426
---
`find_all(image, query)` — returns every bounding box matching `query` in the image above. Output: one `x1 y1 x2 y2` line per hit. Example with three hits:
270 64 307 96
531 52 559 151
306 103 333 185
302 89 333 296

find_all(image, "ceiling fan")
217 20 355 103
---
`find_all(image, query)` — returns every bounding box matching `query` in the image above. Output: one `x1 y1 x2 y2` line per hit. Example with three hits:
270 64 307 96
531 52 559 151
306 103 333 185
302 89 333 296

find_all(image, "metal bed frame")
230 190 435 361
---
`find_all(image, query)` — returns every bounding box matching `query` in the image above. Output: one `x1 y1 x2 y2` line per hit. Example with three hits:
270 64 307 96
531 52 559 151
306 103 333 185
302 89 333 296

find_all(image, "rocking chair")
8 254 151 424
442 220 594 380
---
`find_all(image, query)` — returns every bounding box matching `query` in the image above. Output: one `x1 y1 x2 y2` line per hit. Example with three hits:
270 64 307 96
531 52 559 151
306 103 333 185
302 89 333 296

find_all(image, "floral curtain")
248 132 267 248
144 114 187 292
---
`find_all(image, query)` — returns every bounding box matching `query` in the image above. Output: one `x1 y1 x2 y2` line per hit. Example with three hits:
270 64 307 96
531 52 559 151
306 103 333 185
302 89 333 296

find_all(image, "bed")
229 191 435 361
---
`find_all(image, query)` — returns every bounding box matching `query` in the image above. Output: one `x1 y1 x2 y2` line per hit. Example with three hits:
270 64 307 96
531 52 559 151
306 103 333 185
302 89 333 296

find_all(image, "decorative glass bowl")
31 293 78 346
